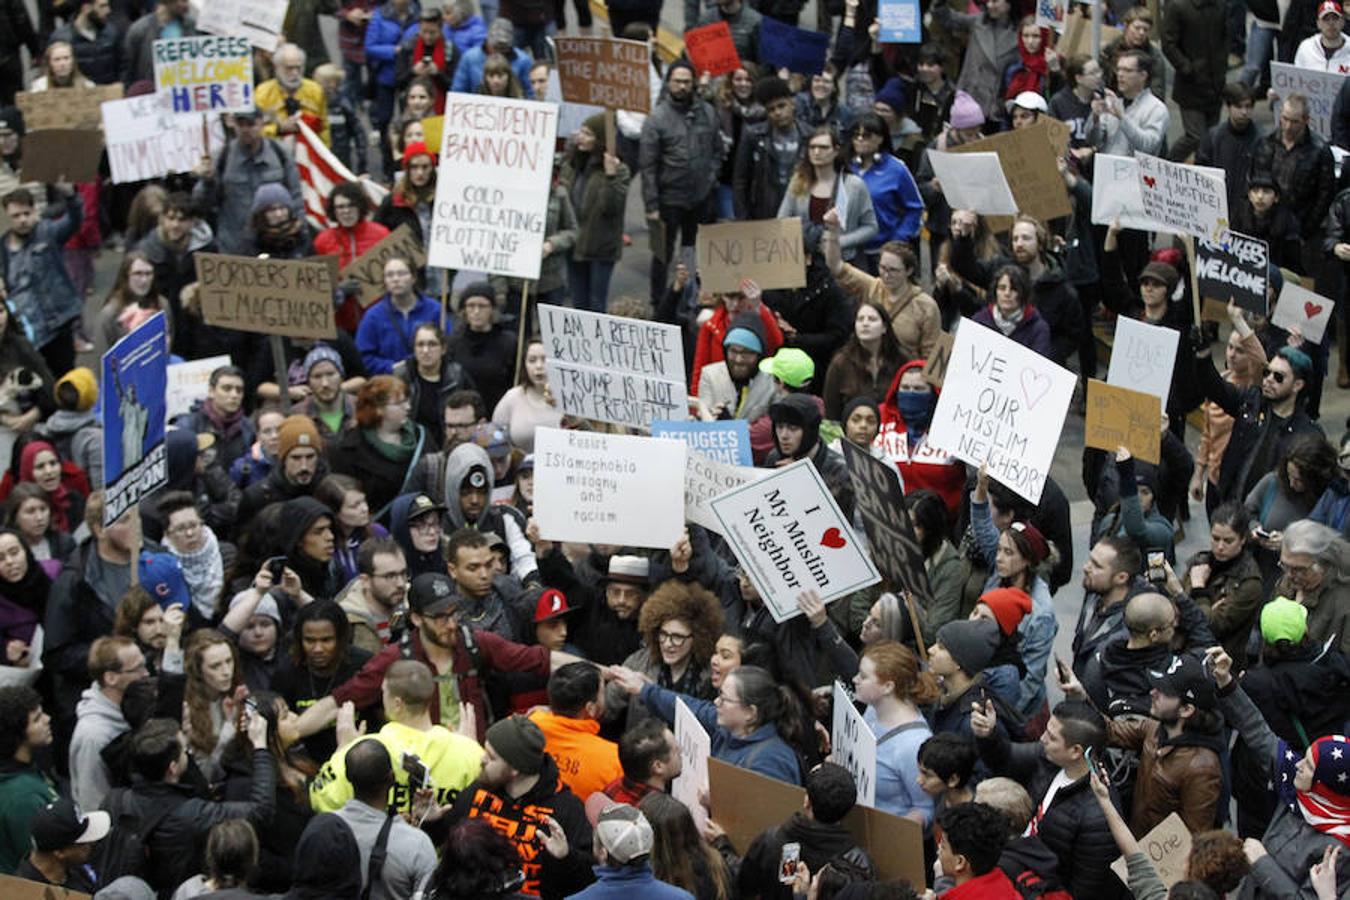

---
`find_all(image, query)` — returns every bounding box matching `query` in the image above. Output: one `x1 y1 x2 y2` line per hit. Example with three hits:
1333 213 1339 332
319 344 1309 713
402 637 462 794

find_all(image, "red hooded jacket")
876 360 966 516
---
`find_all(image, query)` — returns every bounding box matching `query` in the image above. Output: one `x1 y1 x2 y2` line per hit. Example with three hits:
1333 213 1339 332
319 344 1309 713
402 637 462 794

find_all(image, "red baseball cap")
533 588 572 623
1320 0 1343 18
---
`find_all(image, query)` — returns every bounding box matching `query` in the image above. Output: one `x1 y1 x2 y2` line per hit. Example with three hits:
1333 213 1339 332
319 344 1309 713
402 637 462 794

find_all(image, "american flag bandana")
1277 735 1350 848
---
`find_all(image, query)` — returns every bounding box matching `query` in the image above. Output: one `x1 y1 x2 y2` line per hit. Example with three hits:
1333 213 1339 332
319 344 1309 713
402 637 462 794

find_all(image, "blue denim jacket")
0 190 82 351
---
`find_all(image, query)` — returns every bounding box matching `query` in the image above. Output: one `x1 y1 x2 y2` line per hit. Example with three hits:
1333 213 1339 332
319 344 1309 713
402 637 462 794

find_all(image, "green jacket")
560 150 632 262
0 762 59 873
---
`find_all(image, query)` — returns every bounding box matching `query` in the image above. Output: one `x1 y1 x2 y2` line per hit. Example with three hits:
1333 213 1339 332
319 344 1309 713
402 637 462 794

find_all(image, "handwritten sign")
1106 317 1178 411
928 320 1076 504
1091 154 1160 230
197 0 288 50
831 683 877 807
166 354 232 419
840 440 933 607
20 130 104 182
1061 8 1120 57
1085 380 1161 464
194 253 337 339
1135 154 1228 242
102 314 168 526
684 21 742 76
1271 62 1348 139
681 450 763 533
340 224 428 303
673 699 711 833
923 331 955 388
1036 0 1066 30
554 37 651 113
533 428 687 548
1272 280 1337 344
428 94 558 279
711 459 880 623
16 84 122 130
1197 231 1268 316
758 17 830 75
653 419 752 466
695 218 807 294
153 36 254 115
925 151 1018 216
1110 813 1192 888
948 119 1073 227
878 0 921 41
103 92 220 184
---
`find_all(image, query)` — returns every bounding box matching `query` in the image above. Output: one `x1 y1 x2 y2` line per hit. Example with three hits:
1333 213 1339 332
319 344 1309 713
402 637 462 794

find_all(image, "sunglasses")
1262 367 1287 384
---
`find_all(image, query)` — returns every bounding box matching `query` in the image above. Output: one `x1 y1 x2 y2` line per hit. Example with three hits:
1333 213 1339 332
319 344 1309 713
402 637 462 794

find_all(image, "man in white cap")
1008 91 1048 130
15 797 110 892
566 800 693 899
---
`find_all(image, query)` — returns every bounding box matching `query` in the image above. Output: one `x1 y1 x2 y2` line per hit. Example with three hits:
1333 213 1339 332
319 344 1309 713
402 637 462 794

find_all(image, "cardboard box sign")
194 253 338 340
695 218 807 295
16 83 123 130
1084 379 1162 465
20 130 104 183
340 224 429 304
554 37 651 113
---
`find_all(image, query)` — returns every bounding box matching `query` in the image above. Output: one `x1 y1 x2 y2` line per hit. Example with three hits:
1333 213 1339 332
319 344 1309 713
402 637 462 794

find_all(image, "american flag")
293 120 388 232
1279 736 1350 847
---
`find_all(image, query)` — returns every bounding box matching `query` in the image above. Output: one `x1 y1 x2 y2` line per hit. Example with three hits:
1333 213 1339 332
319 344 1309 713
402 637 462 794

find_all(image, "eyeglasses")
714 692 744 706
1263 367 1287 384
657 630 693 647
372 568 409 582
1280 559 1319 576
410 517 441 532
167 520 202 536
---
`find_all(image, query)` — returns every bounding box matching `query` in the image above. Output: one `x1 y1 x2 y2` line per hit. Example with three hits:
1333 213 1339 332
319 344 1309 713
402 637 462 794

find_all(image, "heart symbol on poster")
1021 369 1051 409
1127 355 1152 384
820 528 847 549
1143 176 1157 189
1305 302 1324 319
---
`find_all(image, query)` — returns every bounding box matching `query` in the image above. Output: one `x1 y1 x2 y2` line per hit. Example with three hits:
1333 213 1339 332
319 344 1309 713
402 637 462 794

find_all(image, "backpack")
92 788 182 886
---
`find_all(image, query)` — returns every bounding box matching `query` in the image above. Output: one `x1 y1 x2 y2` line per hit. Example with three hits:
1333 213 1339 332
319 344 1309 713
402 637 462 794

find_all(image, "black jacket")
1250 129 1337 238
43 540 123 720
762 393 855 520
1081 637 1174 717
733 119 814 221
1196 119 1264 214
329 424 427 521
0 0 39 62
445 326 518 413
394 356 476 444
740 811 874 900
49 21 123 85
237 458 329 527
1160 0 1228 110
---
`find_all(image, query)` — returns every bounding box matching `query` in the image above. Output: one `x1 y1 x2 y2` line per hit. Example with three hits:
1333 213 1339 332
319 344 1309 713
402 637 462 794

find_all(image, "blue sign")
878 0 921 42
758 18 830 76
102 313 168 525
652 419 753 467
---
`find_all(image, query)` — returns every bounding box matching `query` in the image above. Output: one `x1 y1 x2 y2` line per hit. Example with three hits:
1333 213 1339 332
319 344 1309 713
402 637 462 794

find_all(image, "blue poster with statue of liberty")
101 312 168 525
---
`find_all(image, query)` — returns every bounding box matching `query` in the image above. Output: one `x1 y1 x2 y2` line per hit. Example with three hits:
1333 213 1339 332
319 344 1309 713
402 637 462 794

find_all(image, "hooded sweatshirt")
763 393 855 519
37 408 102 489
284 813 364 900
740 811 873 900
389 492 447 579
441 443 537 581
877 361 965 516
69 684 129 811
281 496 340 605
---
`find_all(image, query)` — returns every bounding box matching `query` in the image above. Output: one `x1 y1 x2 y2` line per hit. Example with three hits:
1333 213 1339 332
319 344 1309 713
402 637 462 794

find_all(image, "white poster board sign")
1135 154 1229 242
684 450 764 533
1272 281 1337 344
166 355 232 419
710 459 880 623
197 0 288 50
428 93 559 279
1091 154 1160 230
831 682 876 808
925 150 1018 216
102 93 224 184
533 427 686 549
673 699 711 833
1106 317 1178 412
153 36 254 115
928 320 1076 504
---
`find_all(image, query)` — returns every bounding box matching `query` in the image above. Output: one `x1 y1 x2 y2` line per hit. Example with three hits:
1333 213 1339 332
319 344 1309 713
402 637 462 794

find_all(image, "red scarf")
412 39 449 113
19 441 73 533
1006 28 1050 99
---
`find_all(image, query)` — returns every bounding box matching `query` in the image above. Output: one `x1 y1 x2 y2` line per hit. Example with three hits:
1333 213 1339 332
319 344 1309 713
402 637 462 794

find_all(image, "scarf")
1278 735 1350 848
201 399 246 443
1006 29 1050 99
19 442 73 533
255 213 305 255
0 539 51 642
413 37 448 74
170 526 224 622
362 421 417 463
991 304 1024 336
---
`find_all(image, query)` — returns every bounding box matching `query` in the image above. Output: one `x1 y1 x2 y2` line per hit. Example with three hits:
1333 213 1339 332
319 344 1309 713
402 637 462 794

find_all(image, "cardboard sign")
758 17 830 75
922 330 955 388
197 0 288 50
15 83 122 130
20 130 104 182
1061 8 1120 57
340 224 429 303
672 699 712 833
1135 154 1229 242
1271 62 1349 139
1272 281 1337 344
710 459 880 623
1092 154 1161 230
681 450 764 533
684 22 742 76
103 92 219 184
194 253 337 339
878 0 922 42
695 218 807 294
554 37 652 113
428 94 559 279
1085 380 1161 464
1110 813 1192 888
925 150 1018 216
948 119 1073 227
166 354 232 419
831 682 877 807
840 440 933 607
1197 231 1268 316
1106 317 1178 411
153 36 254 115
533 427 687 548
653 419 752 466
928 320 1076 505
708 758 925 888
0 873 91 899
102 313 168 526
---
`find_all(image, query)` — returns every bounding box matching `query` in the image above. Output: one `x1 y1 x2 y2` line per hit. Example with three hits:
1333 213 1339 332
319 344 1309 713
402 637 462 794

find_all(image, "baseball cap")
1261 596 1309 644
474 424 512 460
465 467 489 489
30 798 111 851
406 493 446 522
1146 654 1217 710
139 552 191 610
1320 0 1343 18
759 348 815 388
533 588 572 623
408 572 458 617
594 802 655 864
1010 91 1048 113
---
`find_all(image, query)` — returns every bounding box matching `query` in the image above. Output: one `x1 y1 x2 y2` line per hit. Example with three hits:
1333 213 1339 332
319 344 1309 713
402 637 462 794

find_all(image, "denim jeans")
569 259 617 312
1240 22 1278 88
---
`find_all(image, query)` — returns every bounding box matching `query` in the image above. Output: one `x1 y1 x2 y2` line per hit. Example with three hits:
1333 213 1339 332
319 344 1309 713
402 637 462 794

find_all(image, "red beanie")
979 587 1033 636
1008 520 1050 566
403 141 435 168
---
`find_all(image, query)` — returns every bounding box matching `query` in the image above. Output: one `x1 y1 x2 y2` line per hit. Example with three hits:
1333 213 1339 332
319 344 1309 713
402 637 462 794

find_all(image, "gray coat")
639 86 724 213
122 11 197 83
335 798 437 900
929 6 1018 121
192 137 302 255
776 171 877 261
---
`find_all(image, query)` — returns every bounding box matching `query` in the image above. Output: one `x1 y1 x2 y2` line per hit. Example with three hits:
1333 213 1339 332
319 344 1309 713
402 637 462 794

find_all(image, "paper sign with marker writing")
533 428 687 548
1110 813 1192 888
1091 154 1159 230
928 320 1076 504
681 450 764 533
166 355 232 419
831 683 877 808
695 218 807 294
711 459 880 623
103 92 222 184
1135 154 1229 242
1272 281 1336 344
925 151 1018 216
1197 231 1268 316
684 21 742 76
1106 317 1178 411
653 420 752 466
1085 380 1161 465
153 36 254 115
197 0 287 50
758 17 830 75
673 699 711 832
878 0 921 41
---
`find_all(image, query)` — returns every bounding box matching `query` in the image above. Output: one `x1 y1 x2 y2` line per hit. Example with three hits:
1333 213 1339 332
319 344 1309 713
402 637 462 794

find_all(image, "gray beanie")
936 619 1001 675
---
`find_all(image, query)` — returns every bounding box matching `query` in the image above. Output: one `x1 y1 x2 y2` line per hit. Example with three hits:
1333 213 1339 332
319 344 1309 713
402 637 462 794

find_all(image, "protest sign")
194 253 337 339
1106 317 1178 410
545 68 604 144
695 218 807 294
684 22 742 76
166 355 232 419
878 0 922 42
340 224 428 302
928 321 1075 504
831 683 877 807
16 83 122 130
759 17 830 75
708 759 925 887
681 450 763 533
1271 62 1348 139
840 440 933 607
103 92 221 184
948 120 1073 226
672 699 711 833
554 37 651 112
533 427 687 548
1091 154 1160 230
711 459 880 623
1135 154 1229 242
1110 813 1192 888
925 150 1018 216
923 331 955 388
0 873 90 900
1061 8 1120 56
428 94 558 279
1036 0 1066 30
546 361 688 428
1085 380 1161 464
154 36 254 115
102 313 168 526
197 0 288 50
1272 281 1337 344
20 130 104 183
1197 231 1268 316
653 419 752 466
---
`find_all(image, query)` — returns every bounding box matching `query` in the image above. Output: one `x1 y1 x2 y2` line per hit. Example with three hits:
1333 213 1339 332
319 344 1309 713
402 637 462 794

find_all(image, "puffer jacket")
49 21 121 85
364 0 419 87
0 190 82 351
639 79 724 212
560 149 631 262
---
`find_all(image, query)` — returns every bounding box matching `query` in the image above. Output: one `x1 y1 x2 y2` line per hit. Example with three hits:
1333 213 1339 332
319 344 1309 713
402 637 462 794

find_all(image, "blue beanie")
723 327 763 354
874 77 906 113
303 343 345 379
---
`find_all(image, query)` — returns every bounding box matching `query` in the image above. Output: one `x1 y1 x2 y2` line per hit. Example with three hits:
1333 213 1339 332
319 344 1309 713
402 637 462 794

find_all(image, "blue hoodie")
849 153 924 247
570 863 695 899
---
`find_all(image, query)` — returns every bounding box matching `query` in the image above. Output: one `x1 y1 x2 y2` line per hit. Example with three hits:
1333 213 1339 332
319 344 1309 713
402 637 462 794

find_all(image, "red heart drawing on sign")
1143 176 1157 189
1305 301 1324 319
820 528 847 549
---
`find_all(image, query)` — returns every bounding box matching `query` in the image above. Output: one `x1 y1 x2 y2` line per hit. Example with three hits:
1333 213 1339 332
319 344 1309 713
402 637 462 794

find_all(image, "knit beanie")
948 90 984 130
724 312 767 354
582 112 608 144
936 619 1001 675
754 75 793 106
303 344 345 380
250 182 293 217
1007 521 1050 566
1261 596 1309 645
486 714 547 775
277 414 322 462
873 77 906 113
978 587 1033 636
403 141 435 168
56 367 98 412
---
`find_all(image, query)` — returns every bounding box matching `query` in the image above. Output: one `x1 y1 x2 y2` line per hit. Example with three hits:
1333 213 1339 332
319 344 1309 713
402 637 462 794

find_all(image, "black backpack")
92 788 182 886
